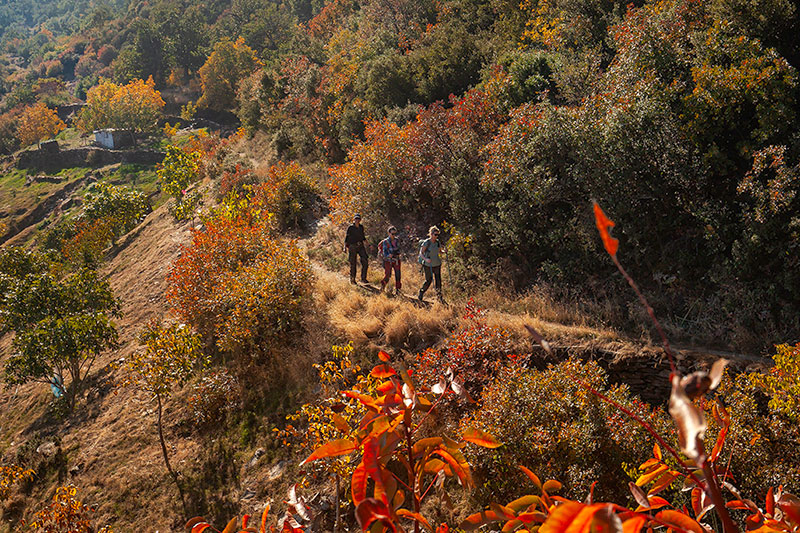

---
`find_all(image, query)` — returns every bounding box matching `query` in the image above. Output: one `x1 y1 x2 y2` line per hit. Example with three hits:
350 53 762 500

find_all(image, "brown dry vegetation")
317 267 457 352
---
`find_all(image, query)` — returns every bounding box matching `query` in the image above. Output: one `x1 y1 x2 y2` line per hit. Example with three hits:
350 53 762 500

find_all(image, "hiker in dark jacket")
378 226 401 295
344 214 368 283
417 225 444 302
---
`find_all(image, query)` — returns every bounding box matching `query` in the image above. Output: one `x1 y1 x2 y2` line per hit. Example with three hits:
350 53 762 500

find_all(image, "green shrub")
464 359 671 504
712 364 800 495
252 161 319 231
81 181 150 238
187 370 240 429
157 145 202 221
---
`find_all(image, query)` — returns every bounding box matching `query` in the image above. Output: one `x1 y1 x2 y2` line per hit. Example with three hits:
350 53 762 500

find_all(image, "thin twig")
575 379 705 489
611 255 677 375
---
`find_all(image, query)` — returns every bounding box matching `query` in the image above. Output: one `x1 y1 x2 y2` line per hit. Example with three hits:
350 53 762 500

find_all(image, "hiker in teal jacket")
417 225 443 302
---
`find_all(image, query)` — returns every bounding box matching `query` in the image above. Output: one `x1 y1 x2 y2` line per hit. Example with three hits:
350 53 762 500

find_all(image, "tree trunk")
157 394 187 517
333 474 341 533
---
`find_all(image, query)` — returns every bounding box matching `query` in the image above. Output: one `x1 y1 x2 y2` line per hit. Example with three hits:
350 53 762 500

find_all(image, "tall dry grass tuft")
382 303 454 349
319 270 457 351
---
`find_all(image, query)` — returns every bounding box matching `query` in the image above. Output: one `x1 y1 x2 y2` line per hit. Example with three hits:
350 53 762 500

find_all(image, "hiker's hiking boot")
417 289 425 302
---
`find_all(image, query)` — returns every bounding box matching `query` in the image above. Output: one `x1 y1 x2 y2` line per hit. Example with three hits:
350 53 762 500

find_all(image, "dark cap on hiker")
354 214 361 220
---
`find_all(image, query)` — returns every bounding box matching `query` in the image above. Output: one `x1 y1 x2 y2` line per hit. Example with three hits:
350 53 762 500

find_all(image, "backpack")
417 238 430 265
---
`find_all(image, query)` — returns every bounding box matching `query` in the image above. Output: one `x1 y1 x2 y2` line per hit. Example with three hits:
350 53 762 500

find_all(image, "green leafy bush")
1 249 120 410
158 145 202 221
80 182 150 238
712 363 800 496
464 359 672 504
252 161 320 230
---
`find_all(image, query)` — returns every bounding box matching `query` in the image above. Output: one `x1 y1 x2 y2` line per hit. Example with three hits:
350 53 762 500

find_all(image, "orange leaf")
352 462 367 506
726 500 757 511
635 464 668 487
691 487 712 520
655 510 704 533
342 390 379 410
653 443 662 460
647 472 679 496
260 504 270 533
301 439 355 465
519 465 543 490
462 427 502 449
517 511 548 524
371 364 397 378
489 502 516 520
355 498 398 532
539 501 585 533
765 487 774 517
364 438 389 505
778 493 800 524
622 516 646 533
636 496 670 512
709 426 728 463
542 480 562 493
432 449 473 488
221 517 239 533
593 202 618 257
461 510 503 531
562 503 605 532
378 350 391 362
638 458 660 471
507 495 542 512
377 380 396 394
332 413 349 433
191 524 213 533
397 509 433 531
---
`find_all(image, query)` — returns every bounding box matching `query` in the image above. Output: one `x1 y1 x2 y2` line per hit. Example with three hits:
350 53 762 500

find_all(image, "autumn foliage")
28 485 113 533
0 464 34 500
251 162 319 230
197 38 262 111
16 102 66 147
165 199 312 357
76 77 165 138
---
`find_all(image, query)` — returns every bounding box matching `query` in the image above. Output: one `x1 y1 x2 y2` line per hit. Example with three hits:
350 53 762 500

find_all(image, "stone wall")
17 147 164 171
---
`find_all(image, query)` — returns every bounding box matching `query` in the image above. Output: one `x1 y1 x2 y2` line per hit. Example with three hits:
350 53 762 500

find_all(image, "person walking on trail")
378 226 402 295
344 214 368 284
418 225 444 303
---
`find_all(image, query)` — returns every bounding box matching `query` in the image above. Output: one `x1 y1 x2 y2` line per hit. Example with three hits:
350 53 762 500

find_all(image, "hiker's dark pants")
349 245 368 281
382 259 401 290
420 265 441 296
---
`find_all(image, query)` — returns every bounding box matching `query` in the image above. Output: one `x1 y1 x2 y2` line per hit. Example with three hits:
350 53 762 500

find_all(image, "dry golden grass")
479 309 628 357
317 268 457 352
